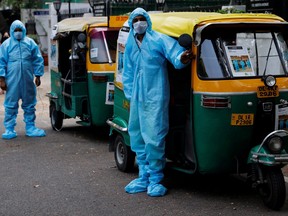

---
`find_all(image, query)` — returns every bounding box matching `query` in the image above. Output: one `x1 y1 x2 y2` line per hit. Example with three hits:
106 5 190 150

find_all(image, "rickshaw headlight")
263 75 276 87
267 136 283 154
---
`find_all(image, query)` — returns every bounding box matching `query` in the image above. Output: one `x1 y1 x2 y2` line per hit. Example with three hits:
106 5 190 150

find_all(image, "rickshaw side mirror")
178 34 192 50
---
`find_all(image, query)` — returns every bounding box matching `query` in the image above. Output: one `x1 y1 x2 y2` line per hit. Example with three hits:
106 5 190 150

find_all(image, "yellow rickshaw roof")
149 12 285 38
57 17 108 33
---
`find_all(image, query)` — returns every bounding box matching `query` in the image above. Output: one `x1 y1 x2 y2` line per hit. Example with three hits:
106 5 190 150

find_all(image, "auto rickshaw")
107 12 288 210
46 16 128 131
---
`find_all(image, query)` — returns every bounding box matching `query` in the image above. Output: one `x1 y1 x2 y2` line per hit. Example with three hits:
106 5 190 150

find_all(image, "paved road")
0 69 288 216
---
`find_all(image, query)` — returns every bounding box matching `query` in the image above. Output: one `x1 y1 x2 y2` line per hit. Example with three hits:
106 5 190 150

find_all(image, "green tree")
0 0 43 10
218 7 245 14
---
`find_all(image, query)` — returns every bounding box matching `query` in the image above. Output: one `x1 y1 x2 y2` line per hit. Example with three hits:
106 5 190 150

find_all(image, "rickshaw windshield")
198 24 288 79
90 29 118 64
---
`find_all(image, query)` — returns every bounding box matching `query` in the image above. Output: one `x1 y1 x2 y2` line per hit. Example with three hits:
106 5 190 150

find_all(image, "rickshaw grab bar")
106 119 128 132
252 152 288 160
102 31 113 64
275 156 288 162
251 153 288 164
45 92 58 99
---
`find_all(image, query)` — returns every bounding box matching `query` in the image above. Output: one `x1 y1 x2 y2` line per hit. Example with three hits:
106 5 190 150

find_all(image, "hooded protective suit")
0 20 45 139
123 8 187 196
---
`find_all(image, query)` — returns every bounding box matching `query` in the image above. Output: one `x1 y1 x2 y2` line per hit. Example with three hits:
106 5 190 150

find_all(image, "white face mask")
14 32 23 40
133 21 148 35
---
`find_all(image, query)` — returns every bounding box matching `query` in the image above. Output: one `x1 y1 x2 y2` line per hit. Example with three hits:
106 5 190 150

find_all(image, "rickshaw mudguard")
248 145 288 166
107 116 128 133
107 116 130 147
46 92 62 113
248 130 288 166
46 92 60 104
248 146 275 165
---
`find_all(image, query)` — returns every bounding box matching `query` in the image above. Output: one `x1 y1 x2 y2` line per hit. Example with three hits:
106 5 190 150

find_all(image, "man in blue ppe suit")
123 8 192 197
0 20 46 139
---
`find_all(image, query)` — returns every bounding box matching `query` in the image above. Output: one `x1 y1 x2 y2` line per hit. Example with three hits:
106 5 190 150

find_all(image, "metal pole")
57 11 60 22
68 0 71 18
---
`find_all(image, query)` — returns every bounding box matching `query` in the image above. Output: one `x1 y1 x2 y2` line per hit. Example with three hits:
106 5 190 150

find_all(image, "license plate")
257 86 279 98
231 114 254 126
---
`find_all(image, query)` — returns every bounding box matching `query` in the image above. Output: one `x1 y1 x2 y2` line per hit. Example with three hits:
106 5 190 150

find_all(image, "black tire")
258 168 286 210
50 103 64 131
114 135 135 172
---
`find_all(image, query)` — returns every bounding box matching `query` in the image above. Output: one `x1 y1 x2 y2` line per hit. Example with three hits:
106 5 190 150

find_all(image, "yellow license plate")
231 114 254 126
257 86 279 98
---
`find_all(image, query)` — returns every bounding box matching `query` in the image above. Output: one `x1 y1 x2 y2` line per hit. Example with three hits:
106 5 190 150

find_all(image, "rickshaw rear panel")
87 72 114 125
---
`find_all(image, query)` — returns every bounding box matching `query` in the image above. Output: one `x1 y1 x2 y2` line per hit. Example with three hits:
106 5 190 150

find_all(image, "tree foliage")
0 0 43 10
218 7 245 14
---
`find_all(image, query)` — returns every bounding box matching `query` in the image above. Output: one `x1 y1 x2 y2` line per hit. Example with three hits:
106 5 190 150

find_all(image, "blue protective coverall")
123 8 187 196
0 20 45 139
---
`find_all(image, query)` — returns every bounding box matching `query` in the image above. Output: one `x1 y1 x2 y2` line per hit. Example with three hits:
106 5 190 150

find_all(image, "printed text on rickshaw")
231 114 254 126
257 86 279 98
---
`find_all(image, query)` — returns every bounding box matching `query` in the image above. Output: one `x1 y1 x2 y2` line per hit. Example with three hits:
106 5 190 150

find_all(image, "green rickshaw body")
111 86 131 145
192 88 288 174
188 15 288 174
110 12 288 174
86 72 115 125
192 94 255 174
49 69 88 116
108 11 288 210
47 16 128 130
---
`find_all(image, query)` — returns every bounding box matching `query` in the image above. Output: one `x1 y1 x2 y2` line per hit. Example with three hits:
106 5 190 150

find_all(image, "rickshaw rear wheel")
114 135 135 172
50 103 64 131
258 167 286 210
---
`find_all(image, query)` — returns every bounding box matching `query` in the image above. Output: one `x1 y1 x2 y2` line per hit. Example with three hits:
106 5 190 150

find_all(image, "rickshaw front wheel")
114 135 135 172
50 103 64 131
258 167 286 210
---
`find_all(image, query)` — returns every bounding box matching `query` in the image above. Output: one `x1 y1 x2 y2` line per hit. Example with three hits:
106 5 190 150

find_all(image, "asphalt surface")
0 68 288 216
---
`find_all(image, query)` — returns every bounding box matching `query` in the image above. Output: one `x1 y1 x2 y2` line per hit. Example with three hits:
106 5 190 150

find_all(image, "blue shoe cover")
125 178 149 194
2 130 17 139
147 183 167 197
26 126 46 137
